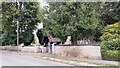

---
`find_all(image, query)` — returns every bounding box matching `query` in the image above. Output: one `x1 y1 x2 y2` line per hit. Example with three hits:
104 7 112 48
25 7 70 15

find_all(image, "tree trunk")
71 35 77 45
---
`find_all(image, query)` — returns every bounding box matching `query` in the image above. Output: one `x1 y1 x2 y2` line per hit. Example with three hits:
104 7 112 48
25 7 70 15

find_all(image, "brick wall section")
54 46 102 60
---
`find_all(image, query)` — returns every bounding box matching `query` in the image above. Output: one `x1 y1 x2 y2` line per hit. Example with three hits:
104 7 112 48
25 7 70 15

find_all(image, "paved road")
1 51 72 66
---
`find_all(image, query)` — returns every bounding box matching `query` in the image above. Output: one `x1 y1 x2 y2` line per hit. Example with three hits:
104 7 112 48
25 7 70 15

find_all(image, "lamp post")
16 0 20 53
17 20 19 53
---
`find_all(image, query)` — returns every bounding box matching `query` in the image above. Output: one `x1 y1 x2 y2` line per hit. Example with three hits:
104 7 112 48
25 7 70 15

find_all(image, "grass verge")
38 56 118 66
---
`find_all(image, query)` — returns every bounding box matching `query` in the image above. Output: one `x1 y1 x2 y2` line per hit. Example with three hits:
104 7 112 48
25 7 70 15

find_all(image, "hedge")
101 39 120 50
101 50 120 61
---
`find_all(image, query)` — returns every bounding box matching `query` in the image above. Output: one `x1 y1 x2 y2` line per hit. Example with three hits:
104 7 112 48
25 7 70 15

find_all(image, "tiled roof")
48 36 61 42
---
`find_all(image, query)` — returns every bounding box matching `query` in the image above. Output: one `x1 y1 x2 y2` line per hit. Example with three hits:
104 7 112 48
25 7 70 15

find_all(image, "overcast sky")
39 0 48 8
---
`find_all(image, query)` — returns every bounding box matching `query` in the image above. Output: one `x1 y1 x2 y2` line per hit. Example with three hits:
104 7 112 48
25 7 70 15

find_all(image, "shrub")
101 50 120 61
101 39 120 50
100 22 120 41
100 22 120 61
100 22 120 50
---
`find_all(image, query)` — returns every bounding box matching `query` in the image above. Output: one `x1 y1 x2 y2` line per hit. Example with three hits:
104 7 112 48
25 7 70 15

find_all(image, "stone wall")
0 45 102 60
21 46 39 53
0 46 19 51
54 46 101 60
0 46 41 53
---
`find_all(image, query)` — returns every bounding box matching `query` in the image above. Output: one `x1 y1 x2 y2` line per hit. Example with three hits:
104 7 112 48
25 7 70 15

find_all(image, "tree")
2 2 42 45
43 2 101 45
91 2 120 41
19 2 42 45
0 2 2 45
0 2 2 35
2 2 18 45
100 2 120 25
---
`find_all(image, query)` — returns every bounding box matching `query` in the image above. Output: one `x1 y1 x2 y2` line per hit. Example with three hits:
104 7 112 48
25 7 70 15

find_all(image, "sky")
39 0 49 8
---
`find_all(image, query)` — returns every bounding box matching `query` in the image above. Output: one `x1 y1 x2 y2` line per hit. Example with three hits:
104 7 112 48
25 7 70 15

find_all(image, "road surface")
1 51 72 66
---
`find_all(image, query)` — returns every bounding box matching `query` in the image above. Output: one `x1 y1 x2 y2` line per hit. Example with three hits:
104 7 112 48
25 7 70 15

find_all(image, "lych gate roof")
48 36 61 43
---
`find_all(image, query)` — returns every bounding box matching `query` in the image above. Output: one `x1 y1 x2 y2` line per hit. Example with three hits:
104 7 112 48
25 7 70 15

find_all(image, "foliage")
0 10 1 32
37 29 44 45
2 2 42 45
100 22 120 61
44 2 101 44
101 39 120 50
19 2 42 45
101 50 120 61
100 22 120 50
100 2 120 25
93 2 120 41
2 2 17 45
100 22 120 41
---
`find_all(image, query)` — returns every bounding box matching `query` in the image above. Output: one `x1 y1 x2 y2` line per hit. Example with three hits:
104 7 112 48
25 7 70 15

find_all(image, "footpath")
2 50 119 66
